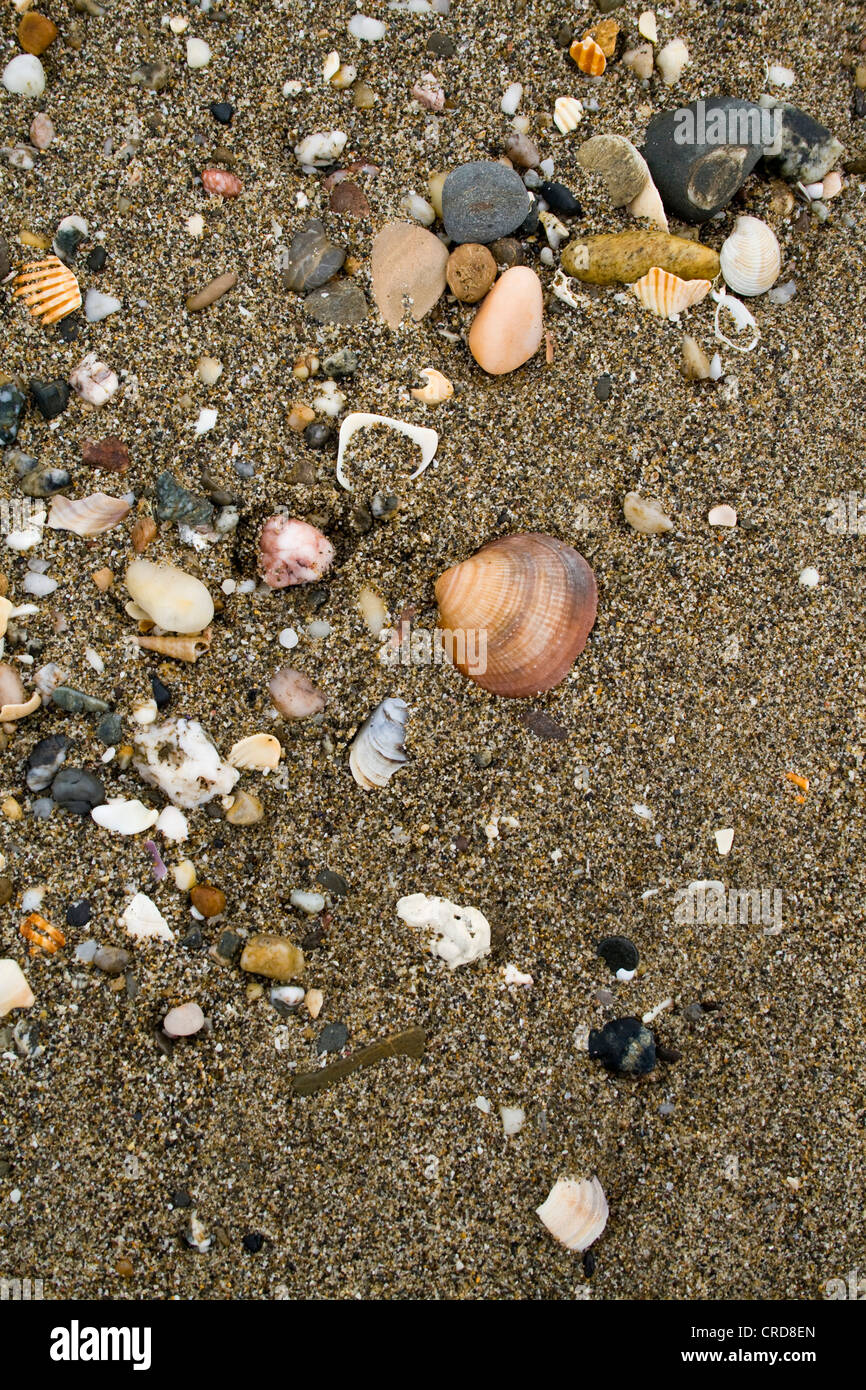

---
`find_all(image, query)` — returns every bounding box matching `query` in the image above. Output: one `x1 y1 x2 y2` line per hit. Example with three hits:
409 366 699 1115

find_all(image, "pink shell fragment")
258 517 335 588
202 168 243 198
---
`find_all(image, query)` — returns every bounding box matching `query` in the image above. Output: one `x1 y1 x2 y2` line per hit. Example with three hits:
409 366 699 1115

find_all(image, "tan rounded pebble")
2 798 23 821
186 271 238 312
190 884 226 918
446 243 497 303
92 567 114 591
240 933 305 982
224 790 264 826
468 266 544 375
18 13 58 56
370 221 449 330
305 988 324 1019
131 515 157 553
115 1257 134 1279
288 404 316 432
352 80 376 109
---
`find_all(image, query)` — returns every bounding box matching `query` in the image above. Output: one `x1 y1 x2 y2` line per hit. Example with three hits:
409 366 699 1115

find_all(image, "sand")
1 0 865 1300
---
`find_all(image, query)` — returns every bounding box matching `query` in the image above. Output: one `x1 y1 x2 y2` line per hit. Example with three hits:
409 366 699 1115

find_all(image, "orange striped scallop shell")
570 36 607 76
631 266 711 320
13 255 82 325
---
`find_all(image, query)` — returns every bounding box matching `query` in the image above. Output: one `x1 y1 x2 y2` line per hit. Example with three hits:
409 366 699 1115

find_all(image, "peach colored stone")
468 266 544 375
371 221 448 330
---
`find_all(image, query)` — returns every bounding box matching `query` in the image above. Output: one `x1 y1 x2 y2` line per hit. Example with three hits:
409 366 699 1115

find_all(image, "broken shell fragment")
121 892 173 942
553 97 583 134
223 789 264 825
624 492 674 535
47 492 131 536
681 335 711 380
336 413 438 491
638 10 658 43
631 266 712 319
0 958 35 1016
434 533 597 698
258 516 335 588
125 559 214 634
719 215 781 297
349 697 409 789
656 38 690 85
227 734 282 771
133 629 212 663
0 664 41 721
92 797 160 835
537 1177 609 1252
133 717 239 808
13 255 81 325
19 912 65 956
396 893 491 969
708 504 737 526
410 368 454 405
268 666 326 719
626 176 668 231
69 353 119 407
570 36 606 76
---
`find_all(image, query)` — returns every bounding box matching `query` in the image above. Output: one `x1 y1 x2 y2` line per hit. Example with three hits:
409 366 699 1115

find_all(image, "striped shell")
631 266 711 319
570 36 606 76
435 533 597 698
553 96 584 134
719 215 781 297
13 255 81 325
537 1176 609 1253
349 697 409 789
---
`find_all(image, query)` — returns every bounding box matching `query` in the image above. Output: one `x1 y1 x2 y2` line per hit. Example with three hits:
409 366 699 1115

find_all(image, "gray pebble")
442 161 532 244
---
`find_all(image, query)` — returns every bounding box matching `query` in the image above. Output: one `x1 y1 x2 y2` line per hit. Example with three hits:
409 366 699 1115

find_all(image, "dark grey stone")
321 347 359 377
96 712 123 746
155 470 214 527
26 734 71 792
596 935 639 972
51 768 105 814
52 687 111 714
281 218 345 292
30 378 70 421
441 161 532 244
643 98 770 222
589 1016 656 1075
316 1022 349 1054
303 280 368 325
758 99 845 184
0 382 25 445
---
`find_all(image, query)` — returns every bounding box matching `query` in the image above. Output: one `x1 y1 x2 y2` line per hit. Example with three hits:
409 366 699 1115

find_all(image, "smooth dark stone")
0 382 26 445
854 91 866 122
426 33 455 57
371 492 399 520
441 161 532 244
516 196 539 238
210 101 235 124
172 1189 192 1208
26 734 71 792
86 246 107 272
539 180 582 216
316 1022 349 1054
758 100 845 183
51 768 105 814
303 422 331 449
216 929 242 960
594 374 612 402
643 98 769 222
66 898 92 927
58 317 80 342
281 218 345 292
489 237 524 268
597 935 639 973
321 347 358 377
589 1016 656 1075
549 18 573 46
155 470 214 527
30 378 70 421
52 686 111 714
303 279 368 325
150 675 171 709
96 713 123 746
242 1232 264 1253
21 467 71 498
317 869 348 896
181 925 204 950
93 946 131 975
0 233 9 281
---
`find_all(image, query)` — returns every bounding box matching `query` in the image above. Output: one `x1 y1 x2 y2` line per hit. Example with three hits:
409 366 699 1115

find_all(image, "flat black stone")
86 246 107 272
426 33 456 57
316 1022 349 1054
30 378 70 421
242 1232 264 1252
66 899 92 927
594 374 613 403
589 1016 656 1075
151 675 171 709
441 161 532 244
758 100 845 183
317 869 348 896
216 929 242 960
597 935 639 972
210 101 235 124
539 181 582 216
304 421 331 449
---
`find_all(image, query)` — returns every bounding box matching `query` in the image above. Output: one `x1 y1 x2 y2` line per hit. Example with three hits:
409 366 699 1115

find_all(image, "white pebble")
500 1105 525 1137
221 578 237 595
2 55 46 97
798 566 820 588
306 620 331 639
186 38 212 69
500 82 522 116
84 289 122 323
767 63 795 88
186 213 205 238
656 38 690 85
768 280 797 306
84 646 105 673
715 827 735 856
195 407 218 435
290 889 326 914
196 355 223 386
278 627 299 650
163 1002 205 1037
400 193 436 226
348 15 387 40
21 887 45 913
475 1096 492 1114
22 572 57 597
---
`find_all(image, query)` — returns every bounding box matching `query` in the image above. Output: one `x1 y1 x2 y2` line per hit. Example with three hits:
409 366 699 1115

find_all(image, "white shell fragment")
125 560 214 634
536 1176 609 1252
349 698 409 789
92 798 160 835
2 54 46 97
410 368 453 406
500 1105 525 1137
396 893 492 969
798 566 820 588
121 892 173 942
47 493 131 537
501 82 523 116
227 733 283 770
712 288 760 352
766 63 795 88
84 289 122 323
294 130 348 167
638 10 658 43
0 959 35 1017
186 38 212 69
134 718 240 808
656 38 690 85
719 216 781 297
69 353 119 407
624 491 674 535
156 805 189 842
715 827 735 856
708 504 737 527
553 97 583 134
336 412 438 491
348 15 386 40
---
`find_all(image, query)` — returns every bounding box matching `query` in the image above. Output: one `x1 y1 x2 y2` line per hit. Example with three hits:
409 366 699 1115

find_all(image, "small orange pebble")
17 13 59 57
115 1257 134 1278
784 771 809 794
20 912 65 956
92 567 114 591
131 514 157 553
570 35 607 76
545 329 554 365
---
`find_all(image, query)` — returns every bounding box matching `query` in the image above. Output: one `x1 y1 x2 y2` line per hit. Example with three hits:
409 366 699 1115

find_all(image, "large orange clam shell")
434 533 597 698
13 255 82 325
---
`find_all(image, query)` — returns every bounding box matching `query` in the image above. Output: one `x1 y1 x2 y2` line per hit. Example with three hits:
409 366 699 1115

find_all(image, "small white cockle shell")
336 412 438 491
0 958 35 1017
719 215 781 297
537 1176 609 1252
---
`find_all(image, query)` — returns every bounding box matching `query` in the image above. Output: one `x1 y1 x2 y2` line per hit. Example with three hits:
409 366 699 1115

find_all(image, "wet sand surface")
1 0 865 1299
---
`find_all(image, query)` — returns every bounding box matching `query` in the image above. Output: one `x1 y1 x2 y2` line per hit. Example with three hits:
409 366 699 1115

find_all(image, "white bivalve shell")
396 892 492 969
0 959 35 1017
349 697 409 789
125 559 214 634
536 1176 609 1252
719 215 781 297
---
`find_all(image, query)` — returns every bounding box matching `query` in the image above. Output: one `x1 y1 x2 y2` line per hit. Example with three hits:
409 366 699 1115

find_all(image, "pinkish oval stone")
202 168 243 198
258 517 335 588
163 1002 205 1037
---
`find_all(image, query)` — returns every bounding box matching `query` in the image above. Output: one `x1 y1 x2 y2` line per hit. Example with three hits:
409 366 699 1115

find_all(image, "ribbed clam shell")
536 1176 609 1252
227 733 282 770
631 266 711 319
13 255 81 324
434 533 597 698
47 492 131 536
719 215 781 297
349 697 409 789
570 36 606 76
553 96 583 134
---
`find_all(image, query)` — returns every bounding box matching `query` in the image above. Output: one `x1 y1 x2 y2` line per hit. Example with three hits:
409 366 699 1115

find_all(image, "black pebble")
86 246 107 272
589 1017 656 1075
58 316 80 342
150 674 171 709
66 899 92 927
210 101 235 124
597 935 639 973
516 197 539 238
304 421 331 449
242 1233 264 1253
316 1022 349 1054
216 929 242 960
25 733 70 792
594 374 612 403
172 1189 191 1208
426 33 456 58
30 378 70 421
539 181 582 217
317 868 348 897
181 926 203 951
583 1250 596 1277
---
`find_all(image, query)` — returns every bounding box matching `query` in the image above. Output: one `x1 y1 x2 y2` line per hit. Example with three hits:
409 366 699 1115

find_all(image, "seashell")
258 516 335 588
681 334 711 380
411 73 445 112
821 171 842 199
622 43 654 80
322 50 340 82
133 717 239 809
0 662 41 721
638 10 658 44
163 1002 205 1038
719 215 781 297
712 287 760 352
410 368 454 405
537 1177 609 1252
656 38 690 85
396 893 492 969
434 533 597 698
0 959 35 1017
349 697 409 789
156 805 189 842
305 988 324 1019
13 255 81 325
125 559 214 633
578 134 649 207
69 352 119 407
92 797 159 835
624 491 674 535
223 789 265 825
19 912 65 956
553 97 584 134
134 628 212 663
626 175 668 231
569 36 606 76
202 167 243 198
294 130 348 168
631 266 711 319
227 733 282 770
708 504 737 527
268 666 326 719
121 891 173 942
336 412 438 491
47 492 131 536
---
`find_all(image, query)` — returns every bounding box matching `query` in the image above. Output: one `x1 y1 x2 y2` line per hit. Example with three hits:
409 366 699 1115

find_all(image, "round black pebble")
210 101 235 124
172 1189 191 1208
588 1017 656 1075
242 1232 264 1253
317 869 348 897
426 33 456 58
597 935 639 973
316 1021 349 1054
594 374 613 403
30 378 70 420
539 181 582 217
303 421 331 449
58 317 80 342
66 898 92 927
86 246 107 272
150 674 171 709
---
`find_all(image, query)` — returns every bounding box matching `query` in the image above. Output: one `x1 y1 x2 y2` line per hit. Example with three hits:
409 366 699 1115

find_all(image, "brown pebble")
489 238 525 268
186 271 238 312
329 181 371 217
190 885 226 919
288 405 315 432
18 13 59 56
0 876 12 907
446 242 497 303
592 17 620 58
131 515 157 553
352 81 376 109
115 1257 134 1278
240 933 305 982
503 132 540 169
0 572 7 597
202 168 242 197
82 436 130 472
92 567 114 591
